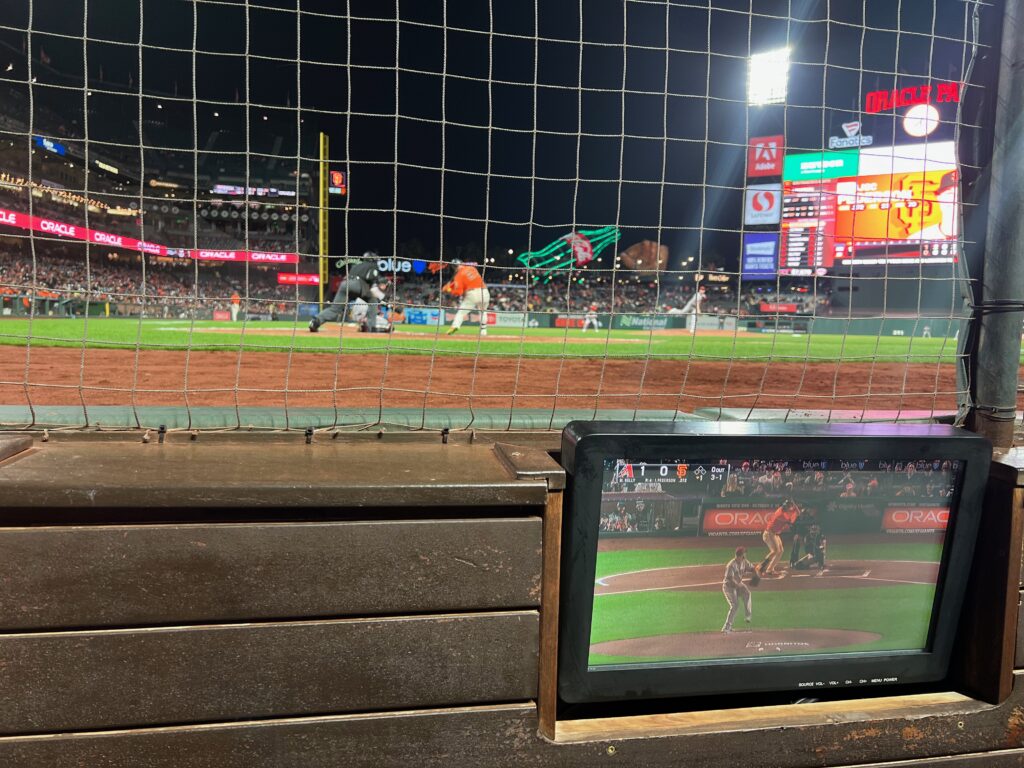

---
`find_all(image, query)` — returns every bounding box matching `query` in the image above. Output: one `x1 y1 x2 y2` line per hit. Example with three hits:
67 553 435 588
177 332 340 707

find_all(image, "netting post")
968 0 1024 448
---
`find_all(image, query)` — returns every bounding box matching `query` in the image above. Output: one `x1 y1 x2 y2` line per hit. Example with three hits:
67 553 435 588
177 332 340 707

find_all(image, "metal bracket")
493 442 566 490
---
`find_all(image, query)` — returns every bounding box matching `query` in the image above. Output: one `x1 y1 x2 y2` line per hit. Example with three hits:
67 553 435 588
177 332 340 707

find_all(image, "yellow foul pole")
318 132 329 310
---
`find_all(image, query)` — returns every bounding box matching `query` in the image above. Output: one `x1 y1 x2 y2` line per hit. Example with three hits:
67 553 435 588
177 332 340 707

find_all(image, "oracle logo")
703 509 772 533
92 231 123 246
198 250 237 259
250 252 290 262
864 81 959 114
751 190 776 212
883 507 950 531
39 219 76 237
0 211 16 225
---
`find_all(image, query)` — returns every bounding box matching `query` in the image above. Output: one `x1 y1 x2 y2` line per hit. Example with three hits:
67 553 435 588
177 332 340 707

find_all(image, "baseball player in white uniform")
582 304 600 332
722 546 756 632
680 284 707 334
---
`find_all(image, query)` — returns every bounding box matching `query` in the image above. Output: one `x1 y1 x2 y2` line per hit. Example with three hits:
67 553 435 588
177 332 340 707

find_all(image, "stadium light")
748 47 790 105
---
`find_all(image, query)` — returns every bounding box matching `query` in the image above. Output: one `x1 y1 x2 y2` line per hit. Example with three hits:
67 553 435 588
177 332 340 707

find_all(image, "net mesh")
0 0 1001 432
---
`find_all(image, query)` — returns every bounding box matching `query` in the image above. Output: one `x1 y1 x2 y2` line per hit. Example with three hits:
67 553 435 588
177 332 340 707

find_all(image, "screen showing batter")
589 457 959 669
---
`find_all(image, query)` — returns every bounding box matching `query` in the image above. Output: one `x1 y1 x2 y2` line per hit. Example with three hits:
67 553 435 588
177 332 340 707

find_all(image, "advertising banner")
0 206 300 265
615 314 671 331
882 507 949 534
744 183 783 226
759 302 799 313
741 233 780 280
782 150 860 182
404 308 441 325
277 273 320 285
491 311 528 328
747 135 784 177
702 507 776 536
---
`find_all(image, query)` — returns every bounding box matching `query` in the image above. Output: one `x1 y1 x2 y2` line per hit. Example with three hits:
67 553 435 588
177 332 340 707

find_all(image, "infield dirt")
0 346 975 413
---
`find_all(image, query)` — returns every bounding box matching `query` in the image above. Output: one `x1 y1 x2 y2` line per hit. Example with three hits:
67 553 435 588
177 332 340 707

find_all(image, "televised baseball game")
589 456 959 669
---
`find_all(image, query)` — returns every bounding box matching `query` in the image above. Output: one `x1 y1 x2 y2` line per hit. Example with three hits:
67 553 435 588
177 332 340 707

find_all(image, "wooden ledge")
552 690 985 743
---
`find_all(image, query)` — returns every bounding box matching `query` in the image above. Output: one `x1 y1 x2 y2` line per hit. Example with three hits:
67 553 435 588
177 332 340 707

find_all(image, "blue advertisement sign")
741 233 779 280
33 135 67 156
405 308 441 325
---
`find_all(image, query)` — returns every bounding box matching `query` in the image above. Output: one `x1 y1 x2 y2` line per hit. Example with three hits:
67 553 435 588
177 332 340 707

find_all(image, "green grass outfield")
0 318 967 361
589 540 941 664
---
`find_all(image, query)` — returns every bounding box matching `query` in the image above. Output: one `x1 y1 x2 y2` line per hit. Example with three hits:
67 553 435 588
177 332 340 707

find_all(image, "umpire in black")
309 251 387 333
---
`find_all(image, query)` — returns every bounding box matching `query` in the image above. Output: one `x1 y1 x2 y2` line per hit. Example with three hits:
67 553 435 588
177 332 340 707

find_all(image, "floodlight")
748 48 790 105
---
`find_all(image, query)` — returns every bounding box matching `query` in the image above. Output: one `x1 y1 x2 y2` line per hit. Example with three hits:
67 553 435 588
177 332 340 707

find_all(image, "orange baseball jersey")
765 503 799 534
445 264 484 296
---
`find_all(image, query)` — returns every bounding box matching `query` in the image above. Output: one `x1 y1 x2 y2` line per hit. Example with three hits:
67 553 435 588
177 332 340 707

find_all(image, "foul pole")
318 132 329 310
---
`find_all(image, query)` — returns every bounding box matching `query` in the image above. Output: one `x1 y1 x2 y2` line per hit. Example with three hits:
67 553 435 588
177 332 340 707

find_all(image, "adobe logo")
748 135 784 177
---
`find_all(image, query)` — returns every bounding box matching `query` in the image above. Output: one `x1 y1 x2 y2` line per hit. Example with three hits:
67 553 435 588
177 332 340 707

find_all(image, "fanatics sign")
747 135 784 177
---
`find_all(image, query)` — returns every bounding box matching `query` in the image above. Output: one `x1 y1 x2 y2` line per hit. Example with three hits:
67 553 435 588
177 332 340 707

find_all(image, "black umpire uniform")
309 252 385 333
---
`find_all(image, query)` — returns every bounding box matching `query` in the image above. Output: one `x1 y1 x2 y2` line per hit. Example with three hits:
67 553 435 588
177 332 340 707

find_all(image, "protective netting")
0 0 1002 431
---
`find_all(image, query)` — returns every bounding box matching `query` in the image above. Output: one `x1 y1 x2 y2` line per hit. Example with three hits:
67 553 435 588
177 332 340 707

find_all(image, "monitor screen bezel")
557 421 991 704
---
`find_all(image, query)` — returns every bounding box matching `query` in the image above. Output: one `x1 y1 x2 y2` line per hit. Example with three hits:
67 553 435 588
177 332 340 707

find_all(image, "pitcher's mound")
592 628 882 660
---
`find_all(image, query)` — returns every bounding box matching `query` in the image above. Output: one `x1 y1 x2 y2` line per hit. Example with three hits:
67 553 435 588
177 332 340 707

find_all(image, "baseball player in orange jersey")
722 546 756 632
757 498 801 576
443 259 490 335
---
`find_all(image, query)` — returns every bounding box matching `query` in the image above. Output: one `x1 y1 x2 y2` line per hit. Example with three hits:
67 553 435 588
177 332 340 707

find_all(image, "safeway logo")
39 219 76 237
751 190 776 211
747 135 784 177
703 508 773 535
744 183 782 226
841 121 861 137
883 507 949 532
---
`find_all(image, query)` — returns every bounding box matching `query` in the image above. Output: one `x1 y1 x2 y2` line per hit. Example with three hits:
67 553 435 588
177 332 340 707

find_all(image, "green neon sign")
516 226 620 277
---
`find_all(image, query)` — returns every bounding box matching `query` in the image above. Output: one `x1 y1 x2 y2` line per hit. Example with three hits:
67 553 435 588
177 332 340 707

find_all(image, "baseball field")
589 536 943 666
0 317 982 415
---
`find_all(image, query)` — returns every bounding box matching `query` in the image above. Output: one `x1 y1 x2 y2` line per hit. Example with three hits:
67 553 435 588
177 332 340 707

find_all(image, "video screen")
590 456 959 670
779 141 959 274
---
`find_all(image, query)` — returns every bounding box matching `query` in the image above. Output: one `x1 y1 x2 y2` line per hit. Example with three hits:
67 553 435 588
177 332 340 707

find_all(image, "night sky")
0 0 1002 272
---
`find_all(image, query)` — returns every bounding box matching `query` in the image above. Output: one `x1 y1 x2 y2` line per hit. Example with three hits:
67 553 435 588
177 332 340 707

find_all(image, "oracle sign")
250 252 293 263
747 135 784 177
91 231 124 247
39 219 76 237
883 507 950 532
864 81 960 114
702 508 773 535
0 206 300 264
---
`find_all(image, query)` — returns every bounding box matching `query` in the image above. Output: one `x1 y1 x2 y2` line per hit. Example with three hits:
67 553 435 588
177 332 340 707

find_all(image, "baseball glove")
748 571 761 587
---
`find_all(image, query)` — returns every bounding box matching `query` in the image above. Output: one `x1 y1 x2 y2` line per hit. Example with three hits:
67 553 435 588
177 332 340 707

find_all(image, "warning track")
595 559 939 596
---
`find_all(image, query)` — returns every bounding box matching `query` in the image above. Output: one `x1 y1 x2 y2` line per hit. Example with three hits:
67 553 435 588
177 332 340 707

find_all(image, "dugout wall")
0 430 1022 767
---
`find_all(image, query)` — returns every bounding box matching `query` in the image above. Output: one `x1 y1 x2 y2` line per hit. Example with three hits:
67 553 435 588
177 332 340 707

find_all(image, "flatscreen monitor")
557 422 990 704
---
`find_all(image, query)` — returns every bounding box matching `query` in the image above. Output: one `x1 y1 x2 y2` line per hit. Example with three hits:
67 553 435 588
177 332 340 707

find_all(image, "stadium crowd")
0 245 294 317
